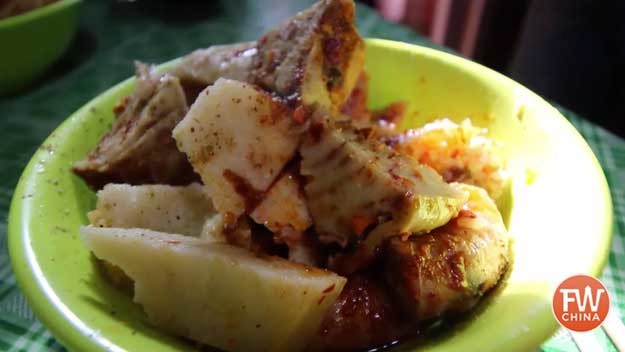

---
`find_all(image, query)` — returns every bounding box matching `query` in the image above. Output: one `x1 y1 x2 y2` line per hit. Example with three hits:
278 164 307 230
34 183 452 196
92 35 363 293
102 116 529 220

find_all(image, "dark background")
361 0 625 138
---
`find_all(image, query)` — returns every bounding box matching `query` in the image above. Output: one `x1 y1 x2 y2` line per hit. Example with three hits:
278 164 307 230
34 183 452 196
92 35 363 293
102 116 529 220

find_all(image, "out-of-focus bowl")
8 39 613 351
0 0 82 95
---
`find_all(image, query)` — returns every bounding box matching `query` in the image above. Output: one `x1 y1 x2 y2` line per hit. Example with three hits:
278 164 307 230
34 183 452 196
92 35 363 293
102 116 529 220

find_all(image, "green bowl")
8 39 613 351
0 0 82 96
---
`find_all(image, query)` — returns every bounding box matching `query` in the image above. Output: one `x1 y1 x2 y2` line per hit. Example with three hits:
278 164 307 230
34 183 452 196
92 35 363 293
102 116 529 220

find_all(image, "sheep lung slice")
73 63 199 189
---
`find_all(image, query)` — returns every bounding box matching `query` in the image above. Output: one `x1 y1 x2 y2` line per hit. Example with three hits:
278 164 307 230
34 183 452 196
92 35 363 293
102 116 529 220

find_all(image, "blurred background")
2 0 623 137
362 0 625 137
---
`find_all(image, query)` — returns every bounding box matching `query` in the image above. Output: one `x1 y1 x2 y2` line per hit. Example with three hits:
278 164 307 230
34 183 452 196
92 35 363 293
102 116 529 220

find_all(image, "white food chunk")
173 78 300 222
81 226 346 352
88 183 214 237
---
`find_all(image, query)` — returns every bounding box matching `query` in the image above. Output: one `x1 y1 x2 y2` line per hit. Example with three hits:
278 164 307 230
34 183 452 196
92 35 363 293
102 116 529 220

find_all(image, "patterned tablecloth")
0 1 623 351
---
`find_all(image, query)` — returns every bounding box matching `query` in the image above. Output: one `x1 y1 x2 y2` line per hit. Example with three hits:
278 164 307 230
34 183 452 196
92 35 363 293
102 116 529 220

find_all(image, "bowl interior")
8 39 612 352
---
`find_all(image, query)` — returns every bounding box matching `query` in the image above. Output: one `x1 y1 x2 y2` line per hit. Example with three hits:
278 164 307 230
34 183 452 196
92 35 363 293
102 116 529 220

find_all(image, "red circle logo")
552 275 610 332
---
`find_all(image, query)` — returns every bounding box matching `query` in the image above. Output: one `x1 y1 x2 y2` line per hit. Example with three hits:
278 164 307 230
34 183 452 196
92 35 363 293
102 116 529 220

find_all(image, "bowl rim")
7 38 614 351
0 0 82 29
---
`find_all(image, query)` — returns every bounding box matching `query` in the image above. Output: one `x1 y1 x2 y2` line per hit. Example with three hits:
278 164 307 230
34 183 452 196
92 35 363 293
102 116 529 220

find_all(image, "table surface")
1 1 624 351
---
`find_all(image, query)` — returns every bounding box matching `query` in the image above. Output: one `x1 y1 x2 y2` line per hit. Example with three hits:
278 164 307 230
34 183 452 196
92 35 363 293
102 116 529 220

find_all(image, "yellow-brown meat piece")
385 183 509 321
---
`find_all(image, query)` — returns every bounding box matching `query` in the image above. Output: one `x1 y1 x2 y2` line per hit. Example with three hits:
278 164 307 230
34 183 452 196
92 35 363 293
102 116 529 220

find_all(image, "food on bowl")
0 0 57 19
75 0 511 351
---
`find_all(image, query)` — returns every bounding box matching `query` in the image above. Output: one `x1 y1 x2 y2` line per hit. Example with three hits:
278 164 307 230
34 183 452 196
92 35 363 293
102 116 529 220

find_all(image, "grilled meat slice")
385 183 509 321
73 63 197 189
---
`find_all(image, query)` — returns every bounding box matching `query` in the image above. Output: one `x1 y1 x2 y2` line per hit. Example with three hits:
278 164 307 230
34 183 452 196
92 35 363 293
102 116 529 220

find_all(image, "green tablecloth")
1 1 623 351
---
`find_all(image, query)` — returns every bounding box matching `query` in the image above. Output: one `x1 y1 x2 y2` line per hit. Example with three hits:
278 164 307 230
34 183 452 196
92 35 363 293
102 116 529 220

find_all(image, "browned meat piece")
252 0 364 111
73 63 198 189
316 274 408 351
385 184 509 321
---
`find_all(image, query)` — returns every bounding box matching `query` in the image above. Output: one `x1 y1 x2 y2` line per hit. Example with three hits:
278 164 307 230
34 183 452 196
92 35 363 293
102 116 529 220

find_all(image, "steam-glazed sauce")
318 273 417 351
222 169 265 213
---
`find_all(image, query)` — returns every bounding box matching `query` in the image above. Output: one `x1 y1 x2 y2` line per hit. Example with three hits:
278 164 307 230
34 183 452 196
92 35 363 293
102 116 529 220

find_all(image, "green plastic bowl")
8 39 613 351
0 0 82 96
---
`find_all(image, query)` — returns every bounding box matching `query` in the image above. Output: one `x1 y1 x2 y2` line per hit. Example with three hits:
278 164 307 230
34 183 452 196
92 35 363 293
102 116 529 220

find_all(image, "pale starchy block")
300 119 468 247
81 226 346 352
250 172 312 235
169 42 256 85
88 183 215 237
252 0 364 111
173 78 300 221
73 63 197 189
385 183 509 320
